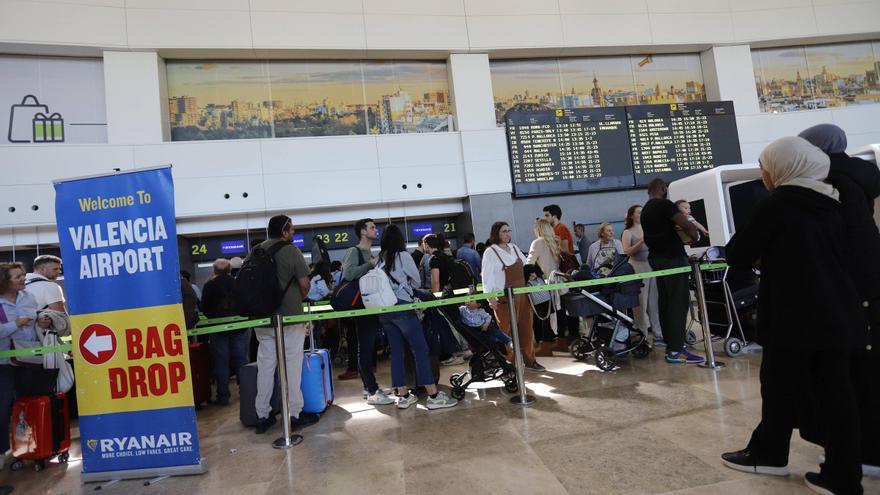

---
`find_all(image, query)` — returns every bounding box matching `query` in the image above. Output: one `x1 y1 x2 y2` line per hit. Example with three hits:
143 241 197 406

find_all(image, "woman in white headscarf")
799 125 880 474
720 137 866 494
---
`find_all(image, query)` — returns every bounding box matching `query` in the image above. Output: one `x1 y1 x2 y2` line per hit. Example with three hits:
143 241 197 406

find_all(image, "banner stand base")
81 461 207 484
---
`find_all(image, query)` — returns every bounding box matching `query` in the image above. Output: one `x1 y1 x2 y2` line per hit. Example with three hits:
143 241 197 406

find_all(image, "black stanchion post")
272 314 303 448
506 287 536 406
690 260 725 370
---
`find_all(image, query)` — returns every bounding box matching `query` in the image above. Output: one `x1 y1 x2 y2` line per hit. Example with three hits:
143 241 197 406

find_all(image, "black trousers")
0 365 14 453
342 318 359 372
532 301 555 342
649 255 690 353
747 347 862 494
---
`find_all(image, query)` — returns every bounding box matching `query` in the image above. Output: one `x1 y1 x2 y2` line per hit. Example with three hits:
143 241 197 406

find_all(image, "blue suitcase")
301 324 334 414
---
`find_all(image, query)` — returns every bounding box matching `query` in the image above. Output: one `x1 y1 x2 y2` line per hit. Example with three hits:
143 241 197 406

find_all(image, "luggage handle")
306 302 316 352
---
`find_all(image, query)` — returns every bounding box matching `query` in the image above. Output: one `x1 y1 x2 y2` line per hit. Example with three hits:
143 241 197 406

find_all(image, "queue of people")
1 123 877 494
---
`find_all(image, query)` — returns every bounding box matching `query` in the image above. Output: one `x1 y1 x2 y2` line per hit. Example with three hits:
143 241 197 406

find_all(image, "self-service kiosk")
668 144 880 250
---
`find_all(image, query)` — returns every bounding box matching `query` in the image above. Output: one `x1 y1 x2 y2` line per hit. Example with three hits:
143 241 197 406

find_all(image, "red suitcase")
189 342 212 407
9 393 71 471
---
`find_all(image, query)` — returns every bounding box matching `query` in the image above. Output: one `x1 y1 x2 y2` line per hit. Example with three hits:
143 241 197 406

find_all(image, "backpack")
233 241 296 318
448 258 476 291
358 265 399 309
329 248 366 311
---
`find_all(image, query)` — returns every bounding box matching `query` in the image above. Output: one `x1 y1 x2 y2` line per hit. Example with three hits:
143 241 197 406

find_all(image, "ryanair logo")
88 432 195 459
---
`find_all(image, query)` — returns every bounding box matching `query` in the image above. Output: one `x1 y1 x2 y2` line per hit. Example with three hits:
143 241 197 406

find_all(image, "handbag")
559 251 580 273
527 278 551 306
329 248 366 311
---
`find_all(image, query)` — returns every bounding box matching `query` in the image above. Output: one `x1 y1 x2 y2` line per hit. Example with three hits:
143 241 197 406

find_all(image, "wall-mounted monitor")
504 101 742 197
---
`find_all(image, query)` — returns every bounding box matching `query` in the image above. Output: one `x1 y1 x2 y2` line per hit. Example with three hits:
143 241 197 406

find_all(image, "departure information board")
506 107 635 196
628 101 741 186
504 101 741 197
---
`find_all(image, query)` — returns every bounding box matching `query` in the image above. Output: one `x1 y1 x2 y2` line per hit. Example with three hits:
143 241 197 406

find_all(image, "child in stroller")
445 299 518 400
562 254 652 371
412 290 518 400
459 300 514 356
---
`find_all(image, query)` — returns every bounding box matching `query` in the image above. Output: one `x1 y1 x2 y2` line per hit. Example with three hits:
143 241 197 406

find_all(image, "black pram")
561 255 651 371
415 290 518 400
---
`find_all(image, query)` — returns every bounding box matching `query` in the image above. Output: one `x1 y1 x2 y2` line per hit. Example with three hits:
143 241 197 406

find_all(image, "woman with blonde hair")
527 219 561 356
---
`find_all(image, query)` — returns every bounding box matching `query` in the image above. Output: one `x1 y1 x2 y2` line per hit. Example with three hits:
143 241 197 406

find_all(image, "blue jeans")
209 330 249 402
379 304 435 389
486 327 512 347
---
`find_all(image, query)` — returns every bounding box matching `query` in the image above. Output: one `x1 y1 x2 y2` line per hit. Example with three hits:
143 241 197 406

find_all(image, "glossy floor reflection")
3 346 879 494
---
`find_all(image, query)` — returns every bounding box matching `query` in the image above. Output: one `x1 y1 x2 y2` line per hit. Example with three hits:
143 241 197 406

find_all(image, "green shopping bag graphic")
32 112 64 143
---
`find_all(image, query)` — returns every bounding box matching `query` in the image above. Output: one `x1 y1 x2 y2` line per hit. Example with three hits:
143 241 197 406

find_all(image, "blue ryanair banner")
54 166 205 481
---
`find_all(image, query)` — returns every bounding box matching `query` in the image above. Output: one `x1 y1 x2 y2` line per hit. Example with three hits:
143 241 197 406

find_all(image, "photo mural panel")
167 61 274 141
753 41 880 113
167 60 452 141
490 54 706 126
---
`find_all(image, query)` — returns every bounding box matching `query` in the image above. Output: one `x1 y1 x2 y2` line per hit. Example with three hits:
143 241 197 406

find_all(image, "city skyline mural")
490 54 707 125
166 60 452 141
752 40 880 112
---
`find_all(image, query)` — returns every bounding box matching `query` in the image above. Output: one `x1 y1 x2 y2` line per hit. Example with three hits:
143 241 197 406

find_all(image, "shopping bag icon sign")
33 112 64 143
8 95 49 143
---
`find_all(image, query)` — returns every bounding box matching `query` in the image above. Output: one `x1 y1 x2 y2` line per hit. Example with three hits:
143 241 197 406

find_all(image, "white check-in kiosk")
667 164 762 247
669 145 880 250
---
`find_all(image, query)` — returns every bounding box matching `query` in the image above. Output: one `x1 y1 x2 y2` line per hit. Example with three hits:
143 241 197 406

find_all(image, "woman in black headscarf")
720 137 866 494
800 123 880 475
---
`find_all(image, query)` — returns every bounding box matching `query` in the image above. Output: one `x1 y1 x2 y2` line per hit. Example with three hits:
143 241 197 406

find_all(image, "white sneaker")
441 356 465 366
397 393 418 409
366 389 395 406
458 350 473 360
426 391 458 410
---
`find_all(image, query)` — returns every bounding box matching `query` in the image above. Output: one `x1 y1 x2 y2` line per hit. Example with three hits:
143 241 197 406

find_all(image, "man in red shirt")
543 204 573 254
542 204 577 351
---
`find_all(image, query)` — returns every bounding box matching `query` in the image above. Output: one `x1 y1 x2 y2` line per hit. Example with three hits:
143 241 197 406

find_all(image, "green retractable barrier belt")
0 263 726 358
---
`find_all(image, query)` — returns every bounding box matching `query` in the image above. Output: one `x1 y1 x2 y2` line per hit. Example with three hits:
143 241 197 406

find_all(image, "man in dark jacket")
800 124 880 474
201 258 247 406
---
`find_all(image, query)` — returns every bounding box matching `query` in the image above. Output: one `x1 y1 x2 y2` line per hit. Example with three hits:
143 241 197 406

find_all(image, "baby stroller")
415 291 518 400
561 255 651 371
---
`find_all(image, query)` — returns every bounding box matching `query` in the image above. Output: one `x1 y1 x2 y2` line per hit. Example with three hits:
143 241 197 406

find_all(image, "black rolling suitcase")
238 362 282 427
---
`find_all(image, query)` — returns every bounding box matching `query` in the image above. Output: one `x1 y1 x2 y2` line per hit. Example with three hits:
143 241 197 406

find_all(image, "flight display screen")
506 107 635 196
505 101 741 197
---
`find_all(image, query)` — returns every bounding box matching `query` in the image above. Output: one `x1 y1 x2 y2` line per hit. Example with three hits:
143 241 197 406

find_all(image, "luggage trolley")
689 248 758 357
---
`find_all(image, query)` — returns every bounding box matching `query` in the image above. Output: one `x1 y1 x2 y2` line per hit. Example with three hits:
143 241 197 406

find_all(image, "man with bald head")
201 257 246 405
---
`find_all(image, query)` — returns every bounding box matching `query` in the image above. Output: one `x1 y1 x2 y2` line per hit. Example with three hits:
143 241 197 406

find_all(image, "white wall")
104 51 170 144
2 1 880 252
1 0 879 53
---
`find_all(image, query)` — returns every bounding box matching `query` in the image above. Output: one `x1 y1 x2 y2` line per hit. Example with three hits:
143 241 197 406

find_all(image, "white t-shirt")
23 273 65 310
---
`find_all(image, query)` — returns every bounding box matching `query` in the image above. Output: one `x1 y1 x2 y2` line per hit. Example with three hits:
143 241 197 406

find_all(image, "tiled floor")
2 346 878 494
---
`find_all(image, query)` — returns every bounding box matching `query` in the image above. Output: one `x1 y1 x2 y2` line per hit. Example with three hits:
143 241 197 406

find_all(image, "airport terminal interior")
1 0 880 494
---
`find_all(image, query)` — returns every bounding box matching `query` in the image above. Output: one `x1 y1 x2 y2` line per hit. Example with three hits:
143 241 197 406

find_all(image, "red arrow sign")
79 323 117 365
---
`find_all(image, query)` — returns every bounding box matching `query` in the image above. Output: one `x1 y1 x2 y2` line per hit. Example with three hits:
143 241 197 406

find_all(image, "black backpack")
448 258 476 291
233 241 295 318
